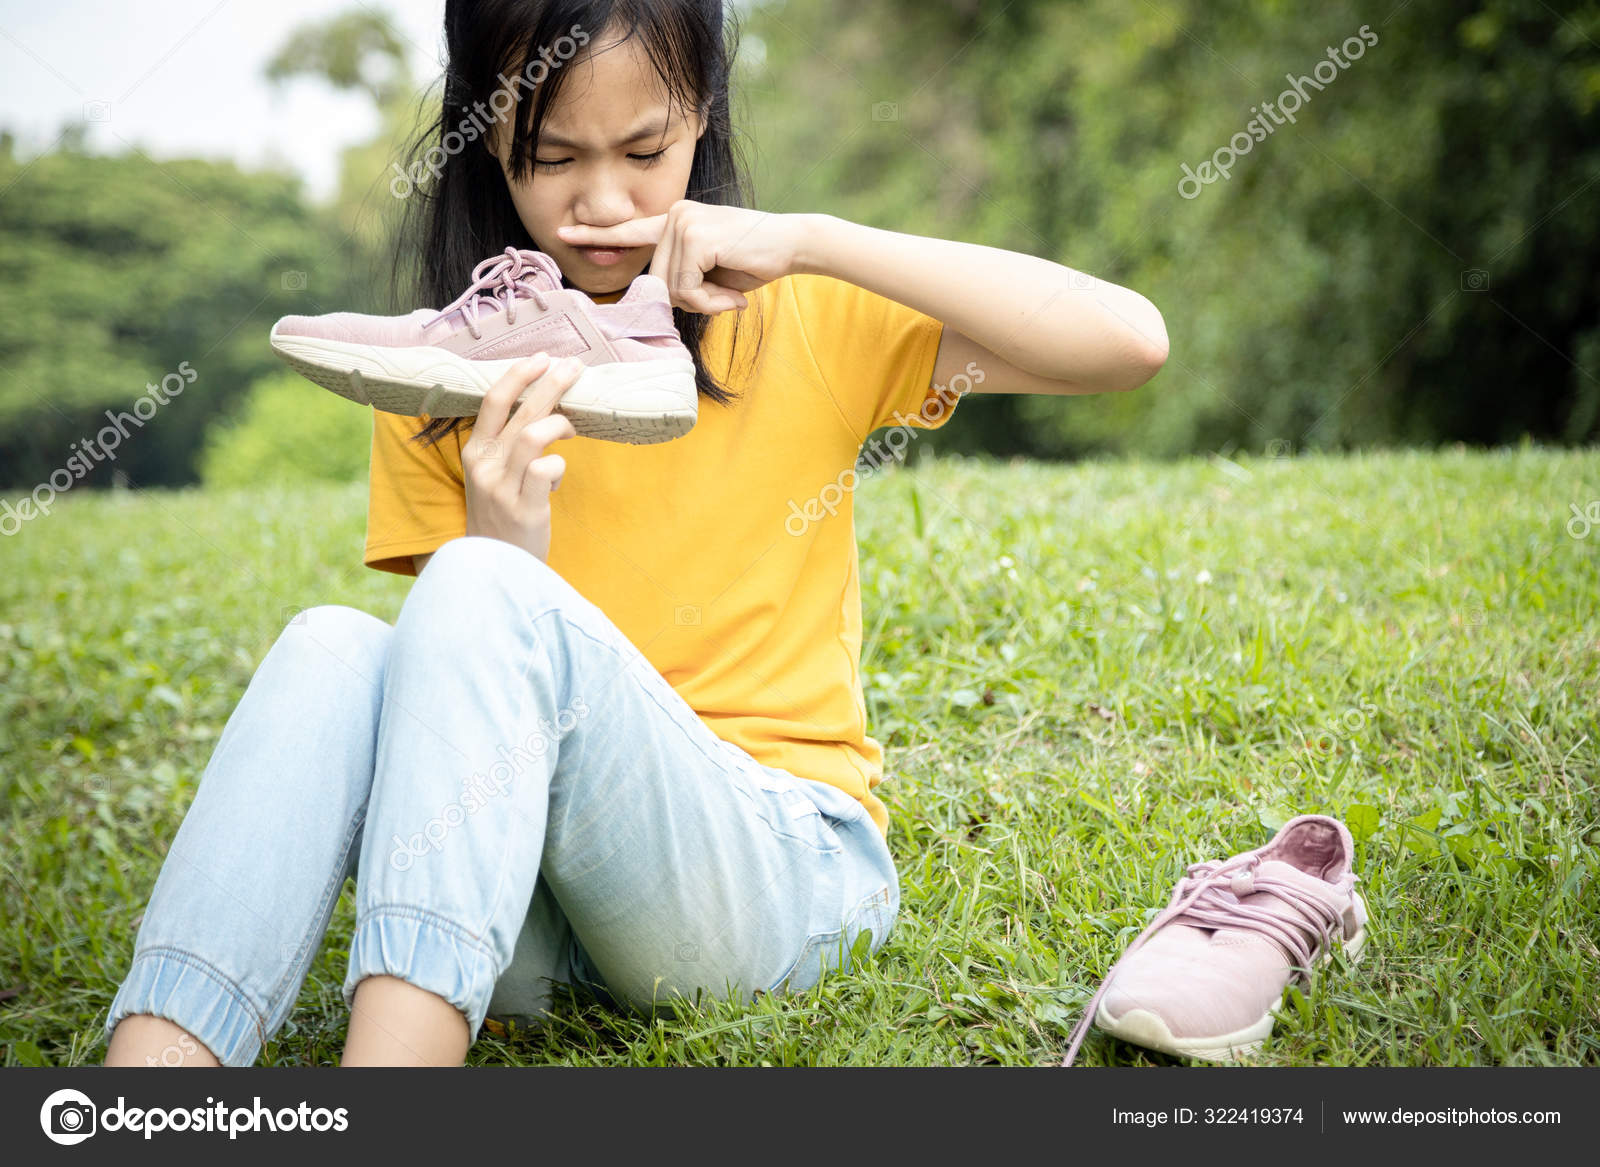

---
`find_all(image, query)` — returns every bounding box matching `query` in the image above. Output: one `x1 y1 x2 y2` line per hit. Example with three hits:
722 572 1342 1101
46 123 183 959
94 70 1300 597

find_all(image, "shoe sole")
1093 894 1369 1063
269 326 698 446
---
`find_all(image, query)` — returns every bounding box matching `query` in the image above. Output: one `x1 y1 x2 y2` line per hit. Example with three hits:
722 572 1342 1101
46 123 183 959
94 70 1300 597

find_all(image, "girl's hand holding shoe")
461 353 580 564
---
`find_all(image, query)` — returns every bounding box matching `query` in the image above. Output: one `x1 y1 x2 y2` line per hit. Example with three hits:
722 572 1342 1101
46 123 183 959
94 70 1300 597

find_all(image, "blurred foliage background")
1 0 1596 491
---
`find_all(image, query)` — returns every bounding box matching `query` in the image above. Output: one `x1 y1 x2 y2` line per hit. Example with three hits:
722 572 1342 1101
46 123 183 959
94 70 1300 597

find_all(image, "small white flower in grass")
1195 569 1212 585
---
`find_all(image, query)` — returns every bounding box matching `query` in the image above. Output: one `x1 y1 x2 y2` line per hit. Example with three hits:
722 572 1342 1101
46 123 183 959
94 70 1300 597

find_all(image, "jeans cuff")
342 906 501 1043
104 947 267 1067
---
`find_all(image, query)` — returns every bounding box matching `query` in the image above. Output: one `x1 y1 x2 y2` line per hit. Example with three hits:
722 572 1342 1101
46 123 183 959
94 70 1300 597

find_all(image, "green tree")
743 0 1600 457
0 6 421 491
264 6 428 258
199 369 371 488
0 151 375 489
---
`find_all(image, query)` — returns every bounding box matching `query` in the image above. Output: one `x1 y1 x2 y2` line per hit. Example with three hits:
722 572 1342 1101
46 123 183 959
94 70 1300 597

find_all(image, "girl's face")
489 33 705 296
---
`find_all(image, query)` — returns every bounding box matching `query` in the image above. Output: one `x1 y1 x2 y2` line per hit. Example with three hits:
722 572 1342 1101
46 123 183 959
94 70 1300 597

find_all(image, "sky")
0 1 768 205
0 0 452 204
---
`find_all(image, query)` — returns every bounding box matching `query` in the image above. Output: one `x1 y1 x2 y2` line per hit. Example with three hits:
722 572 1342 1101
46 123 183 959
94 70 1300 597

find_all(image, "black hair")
387 0 764 449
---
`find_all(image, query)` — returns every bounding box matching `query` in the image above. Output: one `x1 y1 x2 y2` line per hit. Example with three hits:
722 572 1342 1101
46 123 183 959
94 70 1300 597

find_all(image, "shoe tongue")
620 273 667 303
425 250 565 339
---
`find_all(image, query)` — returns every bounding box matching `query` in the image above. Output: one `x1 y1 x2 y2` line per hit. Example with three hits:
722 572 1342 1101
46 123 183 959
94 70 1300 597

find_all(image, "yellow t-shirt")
363 272 957 839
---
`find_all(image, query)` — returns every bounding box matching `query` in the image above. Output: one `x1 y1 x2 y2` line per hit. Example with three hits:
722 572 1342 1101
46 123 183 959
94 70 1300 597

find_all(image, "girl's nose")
575 178 634 227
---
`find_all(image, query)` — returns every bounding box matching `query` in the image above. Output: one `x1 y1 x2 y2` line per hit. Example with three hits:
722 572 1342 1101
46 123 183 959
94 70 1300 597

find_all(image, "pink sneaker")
269 246 697 444
1061 814 1369 1065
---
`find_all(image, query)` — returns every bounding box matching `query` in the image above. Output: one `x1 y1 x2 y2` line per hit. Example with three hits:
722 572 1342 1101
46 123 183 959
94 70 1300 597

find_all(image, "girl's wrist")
788 213 841 278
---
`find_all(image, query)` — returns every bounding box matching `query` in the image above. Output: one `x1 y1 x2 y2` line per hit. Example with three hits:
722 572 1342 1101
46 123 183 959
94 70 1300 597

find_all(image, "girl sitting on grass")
103 0 1165 1067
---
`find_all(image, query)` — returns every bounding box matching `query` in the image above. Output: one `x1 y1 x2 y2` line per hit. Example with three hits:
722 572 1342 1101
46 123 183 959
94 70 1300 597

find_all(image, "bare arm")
800 213 1168 393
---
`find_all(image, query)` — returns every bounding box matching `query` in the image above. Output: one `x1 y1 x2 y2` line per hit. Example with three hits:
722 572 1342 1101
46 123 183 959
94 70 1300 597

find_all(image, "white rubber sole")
269 325 698 445
1094 895 1369 1063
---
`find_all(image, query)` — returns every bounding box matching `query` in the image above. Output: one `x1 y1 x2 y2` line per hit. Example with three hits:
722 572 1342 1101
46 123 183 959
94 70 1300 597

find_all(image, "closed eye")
532 148 669 173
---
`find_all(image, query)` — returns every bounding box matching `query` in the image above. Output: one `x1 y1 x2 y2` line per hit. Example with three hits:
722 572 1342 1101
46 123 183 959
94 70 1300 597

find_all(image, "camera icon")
674 604 701 626
671 272 700 292
675 941 700 962
52 1101 94 1135
479 437 503 459
871 101 899 122
83 101 111 123
40 1089 97 1145
281 605 307 627
1460 268 1490 292
281 270 308 292
1265 438 1292 459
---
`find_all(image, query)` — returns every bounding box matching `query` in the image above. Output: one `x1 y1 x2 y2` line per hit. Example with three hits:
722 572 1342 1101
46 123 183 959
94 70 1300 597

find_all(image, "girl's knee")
255 606 391 756
276 605 392 671
413 537 568 609
425 536 532 579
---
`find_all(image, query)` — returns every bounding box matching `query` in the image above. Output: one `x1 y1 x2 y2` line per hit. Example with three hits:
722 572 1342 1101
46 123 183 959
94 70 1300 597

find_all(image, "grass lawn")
2 443 1596 1066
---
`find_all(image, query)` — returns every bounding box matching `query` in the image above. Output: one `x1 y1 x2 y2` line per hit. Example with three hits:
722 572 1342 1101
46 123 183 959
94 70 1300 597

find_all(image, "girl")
103 0 1166 1067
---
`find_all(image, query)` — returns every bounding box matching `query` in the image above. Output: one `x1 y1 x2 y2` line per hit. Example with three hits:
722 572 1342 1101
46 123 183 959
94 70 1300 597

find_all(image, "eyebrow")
538 117 672 151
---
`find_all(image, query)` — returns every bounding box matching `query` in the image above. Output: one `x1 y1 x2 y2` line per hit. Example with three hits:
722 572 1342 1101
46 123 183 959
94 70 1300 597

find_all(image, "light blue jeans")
103 535 899 1066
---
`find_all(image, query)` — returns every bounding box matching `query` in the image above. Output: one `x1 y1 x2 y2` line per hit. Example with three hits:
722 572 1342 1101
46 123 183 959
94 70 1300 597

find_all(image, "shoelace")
423 247 564 339
1060 850 1354 1066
